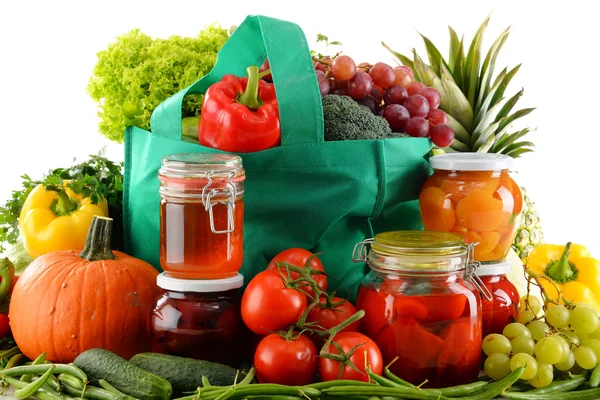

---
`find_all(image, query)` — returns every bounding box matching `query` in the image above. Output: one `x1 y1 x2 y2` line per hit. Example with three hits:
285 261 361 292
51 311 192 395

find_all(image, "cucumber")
74 349 172 400
129 353 239 395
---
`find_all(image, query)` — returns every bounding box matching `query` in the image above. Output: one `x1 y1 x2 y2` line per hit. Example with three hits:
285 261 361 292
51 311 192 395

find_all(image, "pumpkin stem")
79 216 116 261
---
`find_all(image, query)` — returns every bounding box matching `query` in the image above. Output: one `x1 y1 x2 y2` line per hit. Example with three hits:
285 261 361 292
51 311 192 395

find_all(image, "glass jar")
150 273 250 368
353 231 490 388
478 261 520 338
159 153 245 279
419 153 522 263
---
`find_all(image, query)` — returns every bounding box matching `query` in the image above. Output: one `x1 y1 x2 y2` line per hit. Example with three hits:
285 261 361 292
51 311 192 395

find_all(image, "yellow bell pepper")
527 242 600 312
19 184 108 259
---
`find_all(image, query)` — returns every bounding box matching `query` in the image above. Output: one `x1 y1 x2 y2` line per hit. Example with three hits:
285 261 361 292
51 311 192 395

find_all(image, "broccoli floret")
322 95 393 141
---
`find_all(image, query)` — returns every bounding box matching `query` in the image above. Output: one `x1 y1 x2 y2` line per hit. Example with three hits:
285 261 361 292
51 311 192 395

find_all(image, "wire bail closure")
352 239 375 263
464 243 493 301
201 171 237 234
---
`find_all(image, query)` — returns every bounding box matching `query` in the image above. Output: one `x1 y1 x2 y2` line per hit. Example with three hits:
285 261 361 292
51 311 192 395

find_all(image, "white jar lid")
430 153 513 171
157 272 244 293
476 260 511 277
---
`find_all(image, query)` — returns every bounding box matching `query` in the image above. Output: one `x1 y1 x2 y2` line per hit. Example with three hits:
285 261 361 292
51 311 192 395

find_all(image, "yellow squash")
527 242 600 312
19 184 108 259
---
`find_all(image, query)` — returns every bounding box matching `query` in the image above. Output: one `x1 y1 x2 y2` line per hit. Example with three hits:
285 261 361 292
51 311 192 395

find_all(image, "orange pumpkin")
9 216 159 362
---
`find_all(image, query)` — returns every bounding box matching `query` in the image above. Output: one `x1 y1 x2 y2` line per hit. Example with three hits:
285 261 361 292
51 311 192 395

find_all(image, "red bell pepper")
198 66 280 153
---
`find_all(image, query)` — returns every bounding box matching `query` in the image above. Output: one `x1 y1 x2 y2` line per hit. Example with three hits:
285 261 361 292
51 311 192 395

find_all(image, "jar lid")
430 153 513 171
476 260 511 276
157 273 244 293
159 153 245 182
367 231 469 272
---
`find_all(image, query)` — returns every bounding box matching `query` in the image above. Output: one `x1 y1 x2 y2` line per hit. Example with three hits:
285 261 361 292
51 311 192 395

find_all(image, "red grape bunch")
313 55 455 148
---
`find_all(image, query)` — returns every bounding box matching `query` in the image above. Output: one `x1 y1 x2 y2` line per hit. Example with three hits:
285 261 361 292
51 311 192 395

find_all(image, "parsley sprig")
0 152 124 252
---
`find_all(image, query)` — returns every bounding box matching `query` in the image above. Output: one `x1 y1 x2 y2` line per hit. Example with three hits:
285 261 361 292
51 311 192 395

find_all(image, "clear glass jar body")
353 231 484 388
481 274 520 338
159 154 245 279
150 288 250 367
420 169 522 262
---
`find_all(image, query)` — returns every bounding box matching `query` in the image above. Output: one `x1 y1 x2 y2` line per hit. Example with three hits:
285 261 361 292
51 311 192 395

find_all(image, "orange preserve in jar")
159 153 245 279
353 231 491 388
419 153 522 262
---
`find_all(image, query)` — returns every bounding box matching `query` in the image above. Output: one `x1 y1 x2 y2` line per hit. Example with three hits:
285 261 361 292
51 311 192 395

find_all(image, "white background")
0 1 598 254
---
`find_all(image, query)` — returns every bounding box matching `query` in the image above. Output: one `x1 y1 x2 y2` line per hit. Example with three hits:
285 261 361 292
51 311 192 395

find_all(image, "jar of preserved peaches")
419 153 522 263
353 231 491 387
150 272 250 367
478 261 520 338
159 153 245 279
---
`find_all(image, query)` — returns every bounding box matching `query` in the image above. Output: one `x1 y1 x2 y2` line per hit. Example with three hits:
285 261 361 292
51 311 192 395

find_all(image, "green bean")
590 364 600 388
1 364 88 383
320 386 447 399
460 367 524 400
213 388 235 400
228 397 305 400
44 375 61 392
503 388 600 399
202 375 212 388
61 380 120 400
98 379 127 397
383 367 416 388
436 380 488 397
305 380 376 389
5 354 25 369
14 364 55 399
367 372 404 388
0 347 21 360
58 374 84 390
198 385 321 400
21 353 46 382
524 375 586 394
237 367 256 386
1 375 63 400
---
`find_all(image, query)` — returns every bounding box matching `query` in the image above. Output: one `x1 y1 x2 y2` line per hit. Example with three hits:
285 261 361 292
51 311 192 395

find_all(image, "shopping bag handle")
150 15 324 146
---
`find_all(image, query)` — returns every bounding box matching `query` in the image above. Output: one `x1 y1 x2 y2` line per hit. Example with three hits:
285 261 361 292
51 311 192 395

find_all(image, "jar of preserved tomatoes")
159 153 245 279
151 272 250 367
478 261 520 338
353 231 491 388
419 153 522 263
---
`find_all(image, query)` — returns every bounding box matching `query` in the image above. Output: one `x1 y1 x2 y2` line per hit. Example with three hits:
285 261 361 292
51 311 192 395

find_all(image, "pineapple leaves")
490 64 521 109
440 65 473 131
464 16 490 107
448 27 461 71
450 139 470 152
446 114 471 146
419 33 450 76
473 101 506 140
473 121 501 150
506 148 534 158
495 88 524 122
491 128 532 153
453 36 466 89
382 42 416 73
412 50 438 86
475 26 511 116
504 141 535 154
497 108 536 133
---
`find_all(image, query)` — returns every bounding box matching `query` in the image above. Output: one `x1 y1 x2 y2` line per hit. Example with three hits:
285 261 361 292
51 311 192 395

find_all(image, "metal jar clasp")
352 239 374 263
201 171 237 234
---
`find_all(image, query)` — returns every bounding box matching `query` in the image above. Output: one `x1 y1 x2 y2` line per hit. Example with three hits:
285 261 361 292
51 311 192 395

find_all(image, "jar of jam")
419 153 522 262
159 153 245 279
151 273 250 367
353 231 491 387
478 261 520 338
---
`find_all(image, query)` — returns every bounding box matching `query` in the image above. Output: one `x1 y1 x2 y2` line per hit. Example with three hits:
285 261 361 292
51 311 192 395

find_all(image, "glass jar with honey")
158 153 245 279
419 153 522 263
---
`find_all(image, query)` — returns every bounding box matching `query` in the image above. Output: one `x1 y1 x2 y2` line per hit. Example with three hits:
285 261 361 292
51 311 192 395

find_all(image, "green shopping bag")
123 15 432 299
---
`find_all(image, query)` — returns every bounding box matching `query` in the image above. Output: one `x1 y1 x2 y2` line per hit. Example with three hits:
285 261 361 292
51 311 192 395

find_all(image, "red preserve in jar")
150 273 250 367
354 231 491 388
159 153 245 279
478 261 520 338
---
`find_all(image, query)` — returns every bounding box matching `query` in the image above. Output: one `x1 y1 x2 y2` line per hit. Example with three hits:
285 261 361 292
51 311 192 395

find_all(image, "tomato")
266 248 327 298
319 332 383 382
356 286 394 338
241 270 307 335
307 296 360 333
0 314 10 339
436 318 481 386
254 333 317 385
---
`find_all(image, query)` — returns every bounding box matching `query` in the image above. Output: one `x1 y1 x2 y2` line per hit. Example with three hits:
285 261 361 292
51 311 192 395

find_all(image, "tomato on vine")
241 270 307 335
319 331 383 382
306 294 360 333
254 332 318 385
266 248 327 298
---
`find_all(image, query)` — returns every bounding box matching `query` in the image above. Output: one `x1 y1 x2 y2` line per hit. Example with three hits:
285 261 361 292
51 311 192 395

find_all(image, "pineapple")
383 16 543 258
